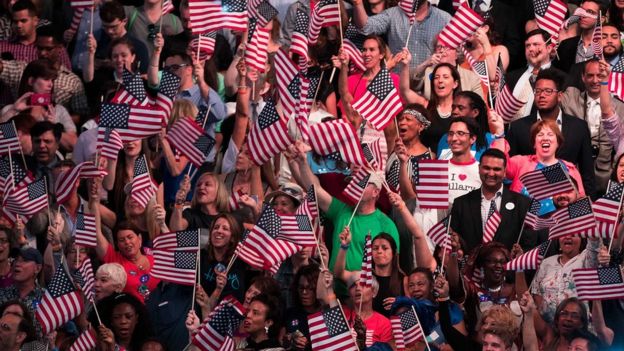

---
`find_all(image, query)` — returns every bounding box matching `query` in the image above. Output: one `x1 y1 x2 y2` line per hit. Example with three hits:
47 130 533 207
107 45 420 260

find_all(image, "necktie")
487 198 497 219
529 67 540 88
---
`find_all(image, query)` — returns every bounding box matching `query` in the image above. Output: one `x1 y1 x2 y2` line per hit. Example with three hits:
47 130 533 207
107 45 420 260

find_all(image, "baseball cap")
266 182 304 205
16 247 43 264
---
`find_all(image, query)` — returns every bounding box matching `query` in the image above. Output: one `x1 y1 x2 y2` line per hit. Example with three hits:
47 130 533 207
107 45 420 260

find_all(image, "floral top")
530 239 600 323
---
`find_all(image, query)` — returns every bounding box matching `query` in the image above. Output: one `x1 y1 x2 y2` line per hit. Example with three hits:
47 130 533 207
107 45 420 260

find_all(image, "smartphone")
30 93 51 106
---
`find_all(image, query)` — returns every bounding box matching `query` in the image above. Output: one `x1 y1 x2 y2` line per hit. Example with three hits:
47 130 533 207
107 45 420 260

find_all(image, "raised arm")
89 178 109 260
169 175 191 231
387 192 436 271
289 143 332 212
333 226 358 283
351 0 369 30
147 33 163 87
82 34 96 83
519 291 540 351
398 49 427 106
232 61 250 150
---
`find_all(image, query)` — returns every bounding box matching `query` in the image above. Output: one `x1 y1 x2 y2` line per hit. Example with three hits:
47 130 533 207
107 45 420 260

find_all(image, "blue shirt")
521 161 571 215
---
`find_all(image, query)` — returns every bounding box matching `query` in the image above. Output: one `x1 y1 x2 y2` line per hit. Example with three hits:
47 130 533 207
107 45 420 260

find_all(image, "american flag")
192 296 246 351
548 197 597 240
519 163 576 201
296 185 320 223
190 32 217 61
35 266 83 334
362 138 384 171
151 250 197 285
572 266 624 301
69 328 97 351
414 160 449 209
155 70 181 124
290 8 309 72
195 104 219 131
351 68 402 131
55 162 106 205
68 7 86 35
308 306 358 351
153 229 200 250
228 189 245 211
359 233 373 288
247 0 278 27
462 45 489 86
342 169 371 205
235 205 300 270
437 1 484 49
309 0 341 44
309 119 367 167
99 103 163 142
162 0 174 14
609 56 624 101
279 214 316 246
343 38 366 73
167 118 215 167
345 20 366 50
247 100 293 166
398 0 420 22
593 181 624 239
96 128 123 161
386 158 400 192
592 14 602 59
495 53 505 90
495 84 525 123
427 216 452 251
75 211 97 248
482 210 501 244
245 18 271 72
295 75 312 141
533 0 567 38
390 307 424 349
504 241 549 271
189 0 248 34
0 121 21 156
524 199 556 230
130 155 158 208
0 154 30 197
4 177 47 218
76 257 95 301
112 68 148 106
275 50 302 118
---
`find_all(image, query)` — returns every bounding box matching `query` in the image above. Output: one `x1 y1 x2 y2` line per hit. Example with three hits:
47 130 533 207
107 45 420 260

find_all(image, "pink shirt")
506 154 585 196
103 245 160 303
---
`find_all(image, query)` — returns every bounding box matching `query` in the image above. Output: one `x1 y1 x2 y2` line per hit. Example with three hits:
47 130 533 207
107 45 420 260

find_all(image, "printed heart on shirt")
459 174 467 181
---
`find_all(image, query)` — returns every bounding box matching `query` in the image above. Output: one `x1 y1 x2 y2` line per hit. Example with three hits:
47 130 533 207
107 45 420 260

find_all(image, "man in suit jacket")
507 68 597 198
450 149 542 253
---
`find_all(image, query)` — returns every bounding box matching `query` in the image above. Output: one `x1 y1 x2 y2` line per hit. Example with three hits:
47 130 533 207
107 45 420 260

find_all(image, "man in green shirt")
288 145 400 272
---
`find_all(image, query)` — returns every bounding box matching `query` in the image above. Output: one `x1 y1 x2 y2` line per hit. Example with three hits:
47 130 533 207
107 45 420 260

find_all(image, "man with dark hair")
506 68 596 198
29 121 64 191
505 29 562 120
446 117 482 205
569 329 603 351
96 1 149 73
555 0 605 72
450 148 539 253
0 24 87 116
0 312 35 351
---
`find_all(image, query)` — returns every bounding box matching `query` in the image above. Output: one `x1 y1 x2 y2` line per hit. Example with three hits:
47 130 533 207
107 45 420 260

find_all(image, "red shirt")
103 245 160 303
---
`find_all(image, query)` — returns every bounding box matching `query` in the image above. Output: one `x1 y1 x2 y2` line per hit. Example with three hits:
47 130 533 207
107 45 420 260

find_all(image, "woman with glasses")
281 264 321 351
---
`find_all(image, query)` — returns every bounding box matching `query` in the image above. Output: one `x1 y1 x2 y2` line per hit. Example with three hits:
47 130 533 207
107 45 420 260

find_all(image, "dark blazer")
554 36 581 73
450 187 543 253
506 112 597 198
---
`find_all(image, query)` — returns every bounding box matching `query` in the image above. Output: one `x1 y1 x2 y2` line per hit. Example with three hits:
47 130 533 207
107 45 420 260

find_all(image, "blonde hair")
124 197 160 241
191 172 230 213
169 99 198 129
480 305 519 338
96 263 127 291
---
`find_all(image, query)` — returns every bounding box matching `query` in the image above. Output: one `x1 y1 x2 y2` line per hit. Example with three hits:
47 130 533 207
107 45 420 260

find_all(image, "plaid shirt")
0 284 46 339
0 60 89 115
361 5 451 69
0 40 72 70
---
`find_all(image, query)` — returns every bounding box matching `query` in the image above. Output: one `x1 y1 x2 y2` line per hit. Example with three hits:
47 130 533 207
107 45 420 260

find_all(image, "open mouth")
540 142 551 152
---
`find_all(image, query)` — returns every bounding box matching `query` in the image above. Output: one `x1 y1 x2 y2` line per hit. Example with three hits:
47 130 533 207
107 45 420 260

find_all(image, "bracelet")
150 63 159 67
174 203 184 210
437 296 450 302
493 132 505 139
340 244 350 250
600 81 609 86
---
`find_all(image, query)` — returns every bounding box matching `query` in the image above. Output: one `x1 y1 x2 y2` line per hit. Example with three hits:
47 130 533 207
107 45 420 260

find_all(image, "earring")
264 325 269 334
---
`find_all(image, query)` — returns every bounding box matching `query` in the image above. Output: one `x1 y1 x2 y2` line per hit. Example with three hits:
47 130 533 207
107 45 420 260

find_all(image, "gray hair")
96 263 127 292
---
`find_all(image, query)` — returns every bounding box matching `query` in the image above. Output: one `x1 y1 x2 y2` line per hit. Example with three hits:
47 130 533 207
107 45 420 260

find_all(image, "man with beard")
506 68 596 198
450 148 537 253
560 58 624 193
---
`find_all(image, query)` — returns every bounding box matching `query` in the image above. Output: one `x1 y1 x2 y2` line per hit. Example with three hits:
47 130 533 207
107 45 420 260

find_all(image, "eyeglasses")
147 24 157 41
448 131 471 138
534 88 558 96
559 311 582 320
0 238 8 245
164 64 188 71
298 285 314 292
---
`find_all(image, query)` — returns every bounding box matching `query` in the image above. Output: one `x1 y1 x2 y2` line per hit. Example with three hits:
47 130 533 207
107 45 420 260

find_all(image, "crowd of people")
0 0 623 350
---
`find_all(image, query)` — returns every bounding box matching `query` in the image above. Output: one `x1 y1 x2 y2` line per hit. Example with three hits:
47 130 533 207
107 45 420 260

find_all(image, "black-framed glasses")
447 131 471 138
534 88 558 96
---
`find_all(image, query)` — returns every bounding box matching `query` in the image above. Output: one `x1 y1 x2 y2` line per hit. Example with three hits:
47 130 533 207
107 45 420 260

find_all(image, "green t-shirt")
327 198 400 272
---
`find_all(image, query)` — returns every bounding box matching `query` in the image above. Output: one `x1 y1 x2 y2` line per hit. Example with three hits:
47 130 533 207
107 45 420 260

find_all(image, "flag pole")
346 177 371 228
44 177 52 227
191 251 199 312
439 215 452 276
158 0 165 33
90 5 95 34
482 51 494 109
7 145 14 188
12 121 27 170
515 221 526 245
92 302 103 325
527 240 552 293
608 185 624 252
312 217 328 270
336 299 361 351
411 305 431 351
404 22 414 48
312 69 325 107
225 253 238 274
